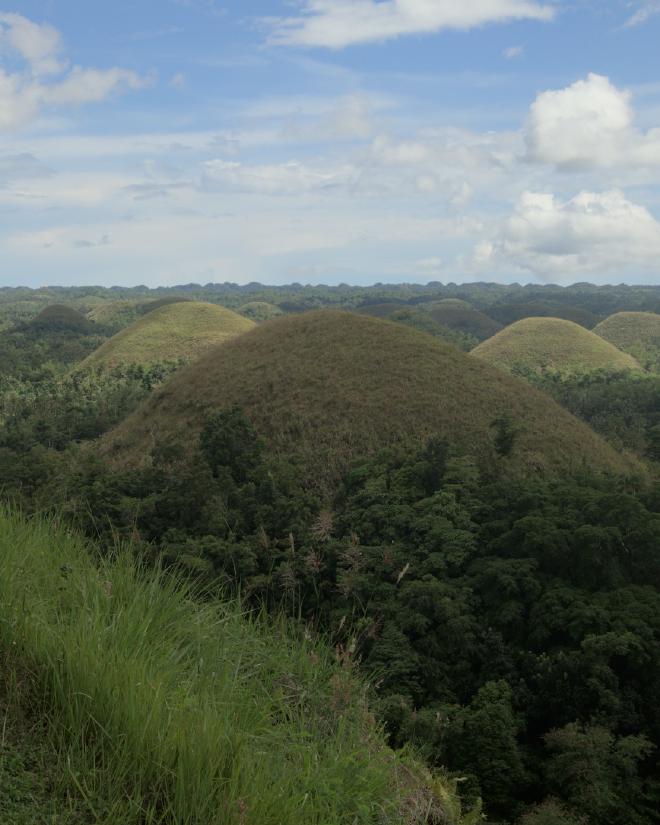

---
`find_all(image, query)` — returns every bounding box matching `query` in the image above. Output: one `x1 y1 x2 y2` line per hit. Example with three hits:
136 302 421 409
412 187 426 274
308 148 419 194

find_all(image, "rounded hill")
424 303 502 340
102 310 640 487
593 312 660 371
31 304 92 331
80 301 254 369
472 317 640 375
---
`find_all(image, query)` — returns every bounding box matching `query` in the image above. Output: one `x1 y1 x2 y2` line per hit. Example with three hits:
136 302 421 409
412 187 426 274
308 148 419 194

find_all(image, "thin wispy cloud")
267 0 555 49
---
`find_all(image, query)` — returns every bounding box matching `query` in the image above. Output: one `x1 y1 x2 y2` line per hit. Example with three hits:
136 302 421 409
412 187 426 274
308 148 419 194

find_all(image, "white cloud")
0 13 150 131
525 73 660 170
0 12 65 75
201 158 356 195
625 1 660 26
481 189 660 279
45 66 150 105
503 45 523 58
268 0 554 49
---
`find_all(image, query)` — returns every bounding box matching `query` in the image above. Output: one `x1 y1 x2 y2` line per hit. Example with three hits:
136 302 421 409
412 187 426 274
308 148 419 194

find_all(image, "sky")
1 1 660 288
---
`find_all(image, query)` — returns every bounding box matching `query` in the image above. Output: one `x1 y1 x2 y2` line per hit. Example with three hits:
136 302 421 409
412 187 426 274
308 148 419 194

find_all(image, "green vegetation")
86 299 143 330
2 282 660 824
35 410 660 824
0 509 471 824
102 310 641 488
472 318 640 375
593 312 660 372
238 301 284 322
80 301 254 369
513 369 660 463
0 311 110 381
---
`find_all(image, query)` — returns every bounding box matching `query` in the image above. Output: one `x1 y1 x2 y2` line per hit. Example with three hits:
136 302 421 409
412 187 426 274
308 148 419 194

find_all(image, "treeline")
3 281 660 321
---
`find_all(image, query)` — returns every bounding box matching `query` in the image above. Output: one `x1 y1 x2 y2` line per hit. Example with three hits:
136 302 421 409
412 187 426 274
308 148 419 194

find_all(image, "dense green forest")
1 282 660 824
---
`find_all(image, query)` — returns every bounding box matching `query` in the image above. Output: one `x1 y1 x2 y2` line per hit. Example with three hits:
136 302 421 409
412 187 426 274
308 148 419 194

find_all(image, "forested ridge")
1 283 660 824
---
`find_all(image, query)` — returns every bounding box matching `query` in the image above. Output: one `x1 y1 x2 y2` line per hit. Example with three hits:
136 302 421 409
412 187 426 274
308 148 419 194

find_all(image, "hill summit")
31 304 92 331
80 301 254 369
472 317 640 375
102 310 640 486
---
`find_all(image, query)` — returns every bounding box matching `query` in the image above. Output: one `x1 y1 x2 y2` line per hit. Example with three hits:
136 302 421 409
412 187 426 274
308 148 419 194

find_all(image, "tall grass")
0 509 450 824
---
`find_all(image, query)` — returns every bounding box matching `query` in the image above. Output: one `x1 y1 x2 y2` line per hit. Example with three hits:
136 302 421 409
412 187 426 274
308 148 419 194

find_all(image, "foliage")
30 412 660 823
0 509 470 825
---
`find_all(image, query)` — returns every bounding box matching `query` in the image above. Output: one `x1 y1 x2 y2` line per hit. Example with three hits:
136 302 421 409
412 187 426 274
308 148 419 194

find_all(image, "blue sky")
2 1 660 287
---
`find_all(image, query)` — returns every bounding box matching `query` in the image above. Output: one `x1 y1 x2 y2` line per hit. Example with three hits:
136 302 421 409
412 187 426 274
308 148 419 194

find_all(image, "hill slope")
0 509 466 825
594 312 660 371
472 317 640 375
80 301 254 369
102 310 640 485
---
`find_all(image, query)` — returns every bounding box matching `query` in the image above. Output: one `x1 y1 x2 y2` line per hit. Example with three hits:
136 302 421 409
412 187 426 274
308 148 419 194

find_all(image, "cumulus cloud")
525 73 660 170
0 12 65 75
0 13 149 131
268 0 554 49
481 189 660 278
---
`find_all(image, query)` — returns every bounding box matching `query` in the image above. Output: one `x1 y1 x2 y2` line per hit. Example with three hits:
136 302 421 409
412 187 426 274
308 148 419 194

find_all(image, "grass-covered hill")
0 509 471 825
31 303 93 331
424 303 502 341
80 301 254 369
593 312 660 372
487 301 600 329
102 310 641 487
472 317 640 375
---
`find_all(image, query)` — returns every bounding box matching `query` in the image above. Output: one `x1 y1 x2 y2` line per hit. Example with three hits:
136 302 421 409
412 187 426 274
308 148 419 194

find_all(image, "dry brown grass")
79 301 254 369
472 317 640 374
101 310 643 489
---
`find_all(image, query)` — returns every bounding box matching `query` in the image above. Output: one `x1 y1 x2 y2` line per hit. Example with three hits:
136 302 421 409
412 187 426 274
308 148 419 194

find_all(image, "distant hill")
30 304 93 332
424 303 502 341
238 301 284 322
594 312 660 372
80 301 254 369
102 310 640 488
472 317 640 375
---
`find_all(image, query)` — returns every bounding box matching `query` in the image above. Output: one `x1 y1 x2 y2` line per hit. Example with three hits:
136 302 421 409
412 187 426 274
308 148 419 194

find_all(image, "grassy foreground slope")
103 310 641 486
594 312 660 371
0 510 472 825
80 301 254 369
472 317 640 375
